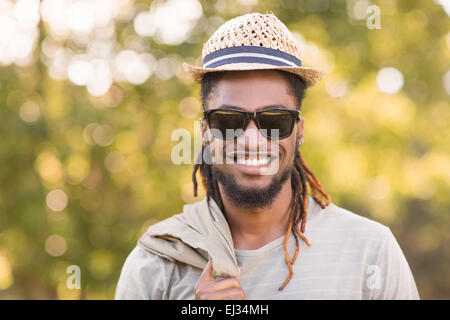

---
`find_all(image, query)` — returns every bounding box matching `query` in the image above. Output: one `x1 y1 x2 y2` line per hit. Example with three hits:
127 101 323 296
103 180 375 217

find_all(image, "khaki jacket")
137 197 239 279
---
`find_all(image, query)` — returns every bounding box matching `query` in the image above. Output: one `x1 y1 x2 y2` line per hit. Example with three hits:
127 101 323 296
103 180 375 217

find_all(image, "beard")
212 164 292 210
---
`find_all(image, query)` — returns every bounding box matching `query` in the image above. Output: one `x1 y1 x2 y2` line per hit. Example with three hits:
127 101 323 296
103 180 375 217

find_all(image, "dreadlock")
192 70 332 291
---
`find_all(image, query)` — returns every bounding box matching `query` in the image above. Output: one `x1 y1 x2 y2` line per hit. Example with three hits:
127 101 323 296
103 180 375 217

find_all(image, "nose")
236 119 267 152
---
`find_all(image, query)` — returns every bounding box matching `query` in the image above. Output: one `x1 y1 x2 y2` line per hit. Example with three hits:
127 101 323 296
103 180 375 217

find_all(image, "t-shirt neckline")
233 195 324 257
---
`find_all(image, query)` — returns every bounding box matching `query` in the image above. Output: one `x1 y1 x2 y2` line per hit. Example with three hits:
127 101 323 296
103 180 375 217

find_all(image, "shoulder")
123 245 171 270
115 245 176 299
143 198 209 235
308 198 393 246
116 244 202 300
307 199 420 299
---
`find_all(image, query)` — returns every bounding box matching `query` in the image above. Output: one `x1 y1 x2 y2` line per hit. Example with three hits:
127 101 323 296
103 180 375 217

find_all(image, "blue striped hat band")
202 46 302 69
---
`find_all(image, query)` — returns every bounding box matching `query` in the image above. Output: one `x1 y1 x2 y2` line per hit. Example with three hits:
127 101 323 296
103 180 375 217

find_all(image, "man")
115 12 419 300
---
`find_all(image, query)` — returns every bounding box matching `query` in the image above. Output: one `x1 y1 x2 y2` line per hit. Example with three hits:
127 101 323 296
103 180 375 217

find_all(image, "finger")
198 288 245 300
198 259 214 283
201 277 241 293
225 293 246 300
218 287 246 300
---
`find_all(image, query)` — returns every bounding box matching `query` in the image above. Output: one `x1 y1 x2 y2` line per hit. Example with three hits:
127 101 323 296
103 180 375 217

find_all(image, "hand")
194 259 246 300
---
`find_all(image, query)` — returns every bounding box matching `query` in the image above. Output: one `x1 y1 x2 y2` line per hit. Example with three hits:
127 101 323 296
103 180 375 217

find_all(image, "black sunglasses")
203 106 302 140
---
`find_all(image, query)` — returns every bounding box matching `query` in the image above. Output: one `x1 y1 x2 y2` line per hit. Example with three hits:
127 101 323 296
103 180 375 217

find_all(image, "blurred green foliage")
0 0 449 299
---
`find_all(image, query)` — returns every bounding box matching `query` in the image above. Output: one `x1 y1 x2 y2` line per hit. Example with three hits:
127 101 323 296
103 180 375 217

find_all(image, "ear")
201 118 211 145
297 117 304 146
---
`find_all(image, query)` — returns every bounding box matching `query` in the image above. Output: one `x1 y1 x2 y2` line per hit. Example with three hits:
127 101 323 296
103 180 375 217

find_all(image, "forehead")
209 70 296 111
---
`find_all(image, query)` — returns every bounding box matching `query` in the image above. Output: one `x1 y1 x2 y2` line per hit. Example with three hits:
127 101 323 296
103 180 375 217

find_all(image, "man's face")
202 70 303 209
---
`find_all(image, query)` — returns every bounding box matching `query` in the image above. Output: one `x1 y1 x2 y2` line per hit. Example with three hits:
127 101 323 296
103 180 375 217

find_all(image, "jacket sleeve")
115 246 172 300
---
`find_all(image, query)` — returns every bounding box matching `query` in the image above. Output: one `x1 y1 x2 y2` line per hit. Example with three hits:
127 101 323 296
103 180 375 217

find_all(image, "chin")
236 173 274 188
213 164 291 209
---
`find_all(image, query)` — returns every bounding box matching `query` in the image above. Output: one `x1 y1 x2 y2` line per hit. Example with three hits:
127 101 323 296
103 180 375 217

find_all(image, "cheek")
283 125 300 162
208 138 232 162
279 140 297 170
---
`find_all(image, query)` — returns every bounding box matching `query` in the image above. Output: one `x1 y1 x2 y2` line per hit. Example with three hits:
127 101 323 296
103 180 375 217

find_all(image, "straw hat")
183 12 325 88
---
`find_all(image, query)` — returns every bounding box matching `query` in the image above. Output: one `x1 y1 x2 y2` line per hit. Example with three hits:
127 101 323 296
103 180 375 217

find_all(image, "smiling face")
202 70 304 208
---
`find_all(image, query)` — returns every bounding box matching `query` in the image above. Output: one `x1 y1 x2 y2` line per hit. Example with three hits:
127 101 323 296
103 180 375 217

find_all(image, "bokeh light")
179 97 201 119
65 154 91 185
104 151 126 173
35 151 64 186
325 79 348 98
45 235 67 257
366 175 391 200
19 101 41 123
443 70 450 95
114 50 154 85
92 124 115 146
0 253 13 290
376 67 404 94
0 0 40 67
46 189 68 212
133 0 203 45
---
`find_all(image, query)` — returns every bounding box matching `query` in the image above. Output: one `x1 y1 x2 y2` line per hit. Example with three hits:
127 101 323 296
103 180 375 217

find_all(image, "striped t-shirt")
115 196 420 299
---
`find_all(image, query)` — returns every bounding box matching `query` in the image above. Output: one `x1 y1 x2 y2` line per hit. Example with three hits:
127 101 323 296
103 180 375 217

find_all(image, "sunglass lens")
258 110 296 139
208 110 246 139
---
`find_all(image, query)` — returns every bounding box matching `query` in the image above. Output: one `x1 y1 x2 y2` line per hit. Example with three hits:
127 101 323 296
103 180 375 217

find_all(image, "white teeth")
236 157 270 166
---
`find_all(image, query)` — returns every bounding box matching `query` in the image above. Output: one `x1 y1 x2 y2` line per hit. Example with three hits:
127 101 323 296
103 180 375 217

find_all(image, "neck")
219 178 293 250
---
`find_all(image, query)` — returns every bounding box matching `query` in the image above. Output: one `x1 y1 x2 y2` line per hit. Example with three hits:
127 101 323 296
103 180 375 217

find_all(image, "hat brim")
182 62 326 88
